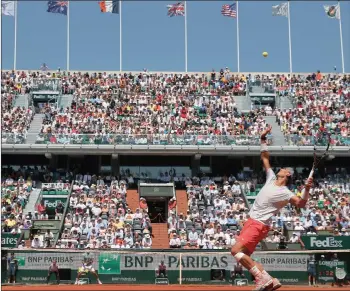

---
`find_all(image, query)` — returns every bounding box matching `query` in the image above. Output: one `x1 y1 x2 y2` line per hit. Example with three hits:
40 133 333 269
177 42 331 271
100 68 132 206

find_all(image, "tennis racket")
308 130 332 179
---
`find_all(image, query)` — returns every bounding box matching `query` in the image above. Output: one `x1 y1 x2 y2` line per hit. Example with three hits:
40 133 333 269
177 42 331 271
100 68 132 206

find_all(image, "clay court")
3 284 350 291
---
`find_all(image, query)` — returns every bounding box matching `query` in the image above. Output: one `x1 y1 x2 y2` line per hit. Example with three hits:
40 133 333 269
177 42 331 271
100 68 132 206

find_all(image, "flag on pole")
47 1 68 15
221 3 236 18
324 4 340 19
2 1 15 16
99 0 119 14
272 2 288 17
167 2 185 17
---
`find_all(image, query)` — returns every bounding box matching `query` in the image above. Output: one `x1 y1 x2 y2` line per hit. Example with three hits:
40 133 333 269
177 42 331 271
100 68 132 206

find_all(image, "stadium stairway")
23 188 41 216
234 95 252 113
175 190 188 215
26 114 44 144
264 116 286 146
14 94 28 108
126 189 140 212
59 94 74 108
278 96 294 110
151 223 169 249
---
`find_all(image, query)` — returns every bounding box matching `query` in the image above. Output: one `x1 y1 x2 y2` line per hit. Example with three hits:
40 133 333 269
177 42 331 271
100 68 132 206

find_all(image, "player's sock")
249 266 262 278
262 270 270 276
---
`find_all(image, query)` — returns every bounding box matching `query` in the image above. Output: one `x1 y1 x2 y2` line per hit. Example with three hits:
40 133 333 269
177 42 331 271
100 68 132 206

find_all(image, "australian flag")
47 1 68 15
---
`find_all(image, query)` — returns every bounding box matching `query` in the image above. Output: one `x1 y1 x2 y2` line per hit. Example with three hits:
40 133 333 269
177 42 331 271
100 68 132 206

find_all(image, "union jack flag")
221 3 236 18
47 1 68 15
167 2 185 17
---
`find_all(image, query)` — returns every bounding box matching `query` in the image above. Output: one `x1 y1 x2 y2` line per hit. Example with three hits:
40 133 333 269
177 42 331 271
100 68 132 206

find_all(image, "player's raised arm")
289 177 313 208
260 125 272 172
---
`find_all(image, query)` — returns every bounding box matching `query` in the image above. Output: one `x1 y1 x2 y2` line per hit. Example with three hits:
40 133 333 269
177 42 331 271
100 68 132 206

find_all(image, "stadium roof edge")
1 144 350 156
1 70 347 77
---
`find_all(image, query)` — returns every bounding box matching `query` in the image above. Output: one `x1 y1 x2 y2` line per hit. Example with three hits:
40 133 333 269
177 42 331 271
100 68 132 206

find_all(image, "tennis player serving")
231 125 313 291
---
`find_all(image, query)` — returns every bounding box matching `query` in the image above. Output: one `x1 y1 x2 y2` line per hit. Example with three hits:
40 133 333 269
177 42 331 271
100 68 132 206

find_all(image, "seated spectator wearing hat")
169 234 181 249
124 209 133 224
133 208 143 220
31 235 43 248
289 233 299 243
188 228 198 244
139 198 148 213
142 234 152 249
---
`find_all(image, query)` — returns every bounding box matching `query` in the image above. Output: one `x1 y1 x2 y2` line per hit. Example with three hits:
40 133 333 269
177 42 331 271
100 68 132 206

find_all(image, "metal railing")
2 132 350 146
34 133 266 146
284 135 350 146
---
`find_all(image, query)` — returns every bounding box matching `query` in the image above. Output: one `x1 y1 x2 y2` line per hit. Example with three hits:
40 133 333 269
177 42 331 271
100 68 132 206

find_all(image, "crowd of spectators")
1 175 34 238
35 70 275 146
167 168 349 249
47 175 153 249
2 166 349 250
275 72 350 146
168 175 248 249
1 71 34 144
2 70 349 147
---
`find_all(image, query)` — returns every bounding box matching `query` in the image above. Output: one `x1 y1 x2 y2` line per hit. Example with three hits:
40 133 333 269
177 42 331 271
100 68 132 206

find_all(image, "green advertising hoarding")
301 236 350 250
6 250 309 285
41 195 68 217
42 195 68 210
1 233 21 248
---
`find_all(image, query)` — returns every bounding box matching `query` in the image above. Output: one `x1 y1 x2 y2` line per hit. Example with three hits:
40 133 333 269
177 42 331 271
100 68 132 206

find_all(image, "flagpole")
14 1 18 70
184 1 188 72
120 0 122 72
338 1 345 74
287 1 292 73
236 0 240 73
67 1 70 71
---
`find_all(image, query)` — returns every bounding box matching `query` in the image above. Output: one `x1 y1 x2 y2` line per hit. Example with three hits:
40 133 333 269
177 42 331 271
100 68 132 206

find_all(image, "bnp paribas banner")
12 251 308 273
301 236 350 250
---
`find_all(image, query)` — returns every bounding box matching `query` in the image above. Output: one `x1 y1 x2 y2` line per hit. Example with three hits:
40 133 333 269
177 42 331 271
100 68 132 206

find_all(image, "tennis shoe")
252 273 273 291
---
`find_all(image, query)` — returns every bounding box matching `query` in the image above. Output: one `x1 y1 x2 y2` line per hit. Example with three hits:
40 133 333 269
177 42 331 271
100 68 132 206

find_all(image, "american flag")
167 2 185 17
221 3 236 18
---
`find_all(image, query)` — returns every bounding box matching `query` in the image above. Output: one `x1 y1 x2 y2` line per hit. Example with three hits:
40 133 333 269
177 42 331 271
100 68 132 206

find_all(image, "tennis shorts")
78 265 95 273
236 218 270 255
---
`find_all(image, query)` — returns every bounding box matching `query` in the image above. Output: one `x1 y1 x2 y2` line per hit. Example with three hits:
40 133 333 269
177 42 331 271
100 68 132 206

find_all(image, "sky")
1 0 350 73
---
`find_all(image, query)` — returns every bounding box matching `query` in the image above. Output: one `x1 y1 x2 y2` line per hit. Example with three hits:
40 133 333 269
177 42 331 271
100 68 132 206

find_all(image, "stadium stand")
53 176 153 249
33 71 272 146
168 174 250 249
1 71 34 144
1 70 349 251
275 72 350 146
1 70 349 146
